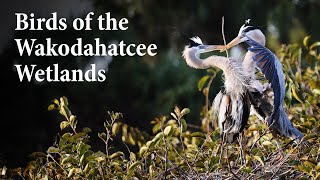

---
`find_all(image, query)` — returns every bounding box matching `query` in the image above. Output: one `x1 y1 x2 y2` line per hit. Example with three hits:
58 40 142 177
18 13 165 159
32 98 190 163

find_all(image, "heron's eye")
199 45 205 49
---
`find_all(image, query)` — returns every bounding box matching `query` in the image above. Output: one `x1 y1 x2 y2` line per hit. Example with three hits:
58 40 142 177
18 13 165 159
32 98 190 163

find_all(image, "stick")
222 16 229 58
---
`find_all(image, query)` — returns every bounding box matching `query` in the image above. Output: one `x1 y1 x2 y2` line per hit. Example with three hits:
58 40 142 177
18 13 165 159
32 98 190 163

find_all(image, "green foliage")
1 38 320 179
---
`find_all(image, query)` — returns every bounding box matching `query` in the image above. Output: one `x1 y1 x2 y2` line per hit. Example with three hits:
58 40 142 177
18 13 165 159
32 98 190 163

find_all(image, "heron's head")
184 36 218 53
238 25 265 45
222 24 265 51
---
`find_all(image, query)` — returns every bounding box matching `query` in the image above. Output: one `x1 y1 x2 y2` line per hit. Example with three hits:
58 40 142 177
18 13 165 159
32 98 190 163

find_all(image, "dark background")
0 0 319 167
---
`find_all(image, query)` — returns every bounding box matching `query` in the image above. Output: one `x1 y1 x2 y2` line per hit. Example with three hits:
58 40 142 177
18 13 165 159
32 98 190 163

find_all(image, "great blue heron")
182 22 303 151
182 37 252 143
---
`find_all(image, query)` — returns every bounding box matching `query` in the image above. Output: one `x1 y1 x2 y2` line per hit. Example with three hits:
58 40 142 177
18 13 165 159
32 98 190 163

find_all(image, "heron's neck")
182 47 229 70
242 51 265 92
182 47 248 94
243 51 256 77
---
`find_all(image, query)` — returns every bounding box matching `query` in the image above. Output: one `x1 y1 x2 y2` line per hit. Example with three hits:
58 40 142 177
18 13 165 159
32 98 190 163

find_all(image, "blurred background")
0 0 319 167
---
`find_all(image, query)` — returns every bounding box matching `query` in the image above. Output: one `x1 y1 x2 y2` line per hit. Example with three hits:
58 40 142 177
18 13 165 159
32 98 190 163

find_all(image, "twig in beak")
222 16 229 58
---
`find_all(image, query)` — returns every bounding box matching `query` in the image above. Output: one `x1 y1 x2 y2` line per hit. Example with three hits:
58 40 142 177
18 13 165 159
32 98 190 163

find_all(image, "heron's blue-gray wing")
245 35 285 123
245 36 303 140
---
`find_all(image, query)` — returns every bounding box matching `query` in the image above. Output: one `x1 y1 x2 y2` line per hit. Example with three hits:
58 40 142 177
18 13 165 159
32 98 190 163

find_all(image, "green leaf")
79 144 91 156
61 157 77 165
198 75 210 91
285 81 292 103
247 125 260 132
98 132 107 141
95 156 106 163
303 161 316 169
112 122 121 135
253 156 264 166
181 119 187 131
69 132 86 142
60 121 69 130
292 85 304 103
83 163 90 173
87 168 97 177
130 152 136 161
262 141 273 147
122 124 128 136
68 168 79 178
139 146 148 157
174 106 180 116
129 161 142 172
146 140 155 148
303 36 311 48
53 99 59 105
29 152 46 158
315 162 320 171
152 132 164 144
69 115 76 125
62 105 72 118
149 165 155 177
181 108 190 116
62 133 72 139
152 123 161 134
59 105 67 117
47 147 59 154
48 104 55 111
190 132 205 138
241 167 252 173
110 152 125 159
121 135 127 142
163 126 173 136
310 42 320 50
60 96 69 106
170 113 177 120
312 89 320 95
301 121 313 129
296 165 311 174
128 127 136 145
80 150 93 165
82 127 92 134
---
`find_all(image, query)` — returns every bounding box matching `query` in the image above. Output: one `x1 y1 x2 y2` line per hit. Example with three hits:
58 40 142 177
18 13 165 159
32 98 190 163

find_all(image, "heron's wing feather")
245 36 285 122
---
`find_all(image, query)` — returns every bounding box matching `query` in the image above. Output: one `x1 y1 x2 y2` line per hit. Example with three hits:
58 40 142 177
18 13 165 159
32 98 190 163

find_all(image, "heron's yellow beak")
221 36 242 52
203 45 226 52
202 36 243 53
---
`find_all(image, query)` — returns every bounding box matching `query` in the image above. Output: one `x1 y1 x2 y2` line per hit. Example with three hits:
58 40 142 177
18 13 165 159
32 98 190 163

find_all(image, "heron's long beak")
202 45 226 52
202 36 243 53
221 36 242 52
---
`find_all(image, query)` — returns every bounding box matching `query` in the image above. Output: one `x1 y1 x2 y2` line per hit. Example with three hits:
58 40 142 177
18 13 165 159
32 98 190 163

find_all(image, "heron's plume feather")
190 36 203 45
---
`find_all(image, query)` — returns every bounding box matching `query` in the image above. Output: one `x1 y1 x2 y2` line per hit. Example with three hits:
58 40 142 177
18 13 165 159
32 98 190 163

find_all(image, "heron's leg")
275 138 284 159
272 131 284 159
219 133 226 164
237 133 245 165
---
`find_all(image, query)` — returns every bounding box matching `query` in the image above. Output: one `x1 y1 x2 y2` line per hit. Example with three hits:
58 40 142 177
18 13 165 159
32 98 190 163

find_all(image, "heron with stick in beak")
182 20 303 156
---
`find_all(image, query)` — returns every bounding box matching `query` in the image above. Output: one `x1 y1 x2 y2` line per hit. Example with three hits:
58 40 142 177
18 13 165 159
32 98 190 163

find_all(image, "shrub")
1 37 320 179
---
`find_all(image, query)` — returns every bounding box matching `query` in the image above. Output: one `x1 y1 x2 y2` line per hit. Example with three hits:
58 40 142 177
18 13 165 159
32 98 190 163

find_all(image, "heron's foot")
277 148 285 160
